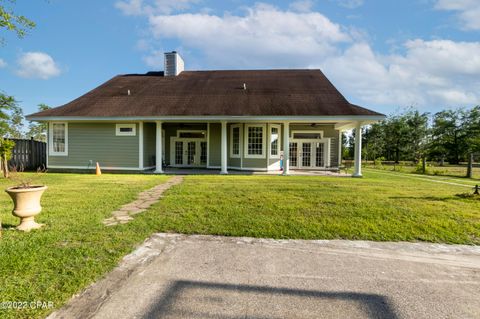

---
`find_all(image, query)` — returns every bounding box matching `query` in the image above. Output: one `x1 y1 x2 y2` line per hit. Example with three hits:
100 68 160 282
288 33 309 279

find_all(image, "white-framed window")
292 130 323 139
49 122 68 156
116 124 136 136
177 130 206 139
230 124 241 158
244 124 266 158
269 124 281 158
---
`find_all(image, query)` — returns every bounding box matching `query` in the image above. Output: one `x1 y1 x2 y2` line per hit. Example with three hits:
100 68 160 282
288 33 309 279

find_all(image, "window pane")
232 127 240 155
293 132 321 139
270 127 278 156
179 132 205 138
119 127 133 133
52 123 65 153
248 126 263 155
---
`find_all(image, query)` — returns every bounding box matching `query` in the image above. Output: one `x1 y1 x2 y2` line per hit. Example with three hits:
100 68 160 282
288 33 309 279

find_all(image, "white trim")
155 121 163 173
230 124 241 158
338 130 342 167
176 129 207 138
326 138 331 167
115 123 136 136
268 124 281 159
207 123 210 167
288 138 331 169
170 136 208 168
48 165 141 170
244 124 266 159
139 122 144 170
46 122 49 167
353 121 363 177
48 122 68 156
291 130 324 139
240 124 243 169
220 121 228 174
28 115 385 122
283 122 290 175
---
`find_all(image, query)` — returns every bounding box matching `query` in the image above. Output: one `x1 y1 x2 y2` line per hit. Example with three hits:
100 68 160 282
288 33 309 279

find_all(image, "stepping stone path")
103 176 184 226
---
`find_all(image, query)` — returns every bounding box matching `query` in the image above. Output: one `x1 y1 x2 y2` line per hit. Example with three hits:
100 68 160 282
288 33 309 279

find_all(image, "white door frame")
170 137 207 167
289 138 331 169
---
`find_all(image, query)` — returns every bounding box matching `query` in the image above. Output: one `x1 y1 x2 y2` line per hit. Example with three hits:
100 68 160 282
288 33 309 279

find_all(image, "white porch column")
155 121 163 173
220 121 228 174
283 122 290 175
353 121 363 177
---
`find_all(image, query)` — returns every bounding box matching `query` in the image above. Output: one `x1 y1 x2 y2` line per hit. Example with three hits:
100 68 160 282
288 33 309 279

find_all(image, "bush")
374 157 385 168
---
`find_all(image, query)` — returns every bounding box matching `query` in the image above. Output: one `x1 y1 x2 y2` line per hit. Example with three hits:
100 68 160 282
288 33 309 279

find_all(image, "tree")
0 0 35 43
27 103 50 141
0 92 25 138
462 106 480 178
404 109 430 163
363 122 386 161
430 109 464 164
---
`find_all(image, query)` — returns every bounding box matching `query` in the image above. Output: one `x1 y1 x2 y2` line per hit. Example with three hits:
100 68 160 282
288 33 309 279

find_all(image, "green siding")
143 122 156 168
208 123 221 167
163 123 207 165
49 123 139 168
290 124 340 167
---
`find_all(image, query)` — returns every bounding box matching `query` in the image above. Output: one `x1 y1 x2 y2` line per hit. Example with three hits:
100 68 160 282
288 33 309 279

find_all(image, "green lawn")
0 171 479 318
146 171 479 243
363 162 480 180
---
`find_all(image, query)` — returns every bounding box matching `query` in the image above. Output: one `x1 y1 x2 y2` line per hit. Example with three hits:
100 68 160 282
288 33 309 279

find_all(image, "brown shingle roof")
28 69 384 118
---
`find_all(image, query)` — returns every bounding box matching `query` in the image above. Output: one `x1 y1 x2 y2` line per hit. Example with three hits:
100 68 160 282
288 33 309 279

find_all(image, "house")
27 52 385 176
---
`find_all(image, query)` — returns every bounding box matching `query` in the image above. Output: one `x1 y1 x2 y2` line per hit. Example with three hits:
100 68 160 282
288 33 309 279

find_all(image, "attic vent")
164 51 184 76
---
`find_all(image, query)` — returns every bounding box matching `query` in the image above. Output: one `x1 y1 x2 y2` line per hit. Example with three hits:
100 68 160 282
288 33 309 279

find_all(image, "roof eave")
26 114 386 122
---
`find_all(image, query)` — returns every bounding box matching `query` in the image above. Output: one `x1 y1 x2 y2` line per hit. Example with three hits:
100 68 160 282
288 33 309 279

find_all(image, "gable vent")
164 51 184 76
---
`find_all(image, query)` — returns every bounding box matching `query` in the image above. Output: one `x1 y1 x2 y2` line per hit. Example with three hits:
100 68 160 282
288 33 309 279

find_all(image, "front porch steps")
103 176 184 226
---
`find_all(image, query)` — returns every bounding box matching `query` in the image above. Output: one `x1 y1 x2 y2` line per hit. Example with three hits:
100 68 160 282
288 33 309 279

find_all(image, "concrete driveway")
49 234 480 319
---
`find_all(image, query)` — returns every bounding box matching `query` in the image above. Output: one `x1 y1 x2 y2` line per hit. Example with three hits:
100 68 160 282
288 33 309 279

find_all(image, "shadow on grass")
388 196 453 202
455 193 480 200
145 280 399 319
0 223 18 230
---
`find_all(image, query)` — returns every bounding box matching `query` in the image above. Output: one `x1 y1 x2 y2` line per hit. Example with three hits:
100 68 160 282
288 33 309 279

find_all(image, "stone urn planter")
5 185 47 231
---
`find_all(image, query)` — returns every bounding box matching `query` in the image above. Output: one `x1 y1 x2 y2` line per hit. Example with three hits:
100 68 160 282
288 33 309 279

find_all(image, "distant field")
358 162 480 180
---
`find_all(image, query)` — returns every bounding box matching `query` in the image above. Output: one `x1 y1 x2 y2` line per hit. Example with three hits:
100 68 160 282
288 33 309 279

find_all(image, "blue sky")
0 0 479 115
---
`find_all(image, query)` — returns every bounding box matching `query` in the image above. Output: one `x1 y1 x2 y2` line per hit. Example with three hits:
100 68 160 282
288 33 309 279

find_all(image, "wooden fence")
7 138 47 171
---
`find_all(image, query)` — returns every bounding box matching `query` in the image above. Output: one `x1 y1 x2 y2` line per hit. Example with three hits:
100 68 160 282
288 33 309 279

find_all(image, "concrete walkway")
103 176 184 226
48 234 480 319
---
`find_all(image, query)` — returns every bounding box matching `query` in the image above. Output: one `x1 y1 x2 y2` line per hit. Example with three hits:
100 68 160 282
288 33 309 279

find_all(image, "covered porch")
147 120 365 177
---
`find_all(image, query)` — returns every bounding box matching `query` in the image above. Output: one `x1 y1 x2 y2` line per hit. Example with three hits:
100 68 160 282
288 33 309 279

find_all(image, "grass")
0 171 479 318
364 162 480 180
0 173 168 319
144 171 479 244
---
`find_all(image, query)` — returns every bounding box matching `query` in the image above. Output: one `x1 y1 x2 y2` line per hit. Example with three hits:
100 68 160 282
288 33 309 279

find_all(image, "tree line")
0 92 49 141
344 106 480 176
0 92 49 177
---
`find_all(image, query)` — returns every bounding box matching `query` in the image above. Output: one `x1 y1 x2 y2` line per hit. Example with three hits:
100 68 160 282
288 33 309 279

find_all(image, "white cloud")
435 0 480 30
289 0 314 13
118 2 480 110
115 0 198 16
143 49 165 68
334 0 364 9
16 52 61 80
0 58 6 68
321 39 480 107
148 4 350 68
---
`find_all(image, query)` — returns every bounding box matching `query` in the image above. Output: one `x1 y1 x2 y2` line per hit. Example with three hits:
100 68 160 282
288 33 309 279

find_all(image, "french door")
172 140 207 167
289 140 327 169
